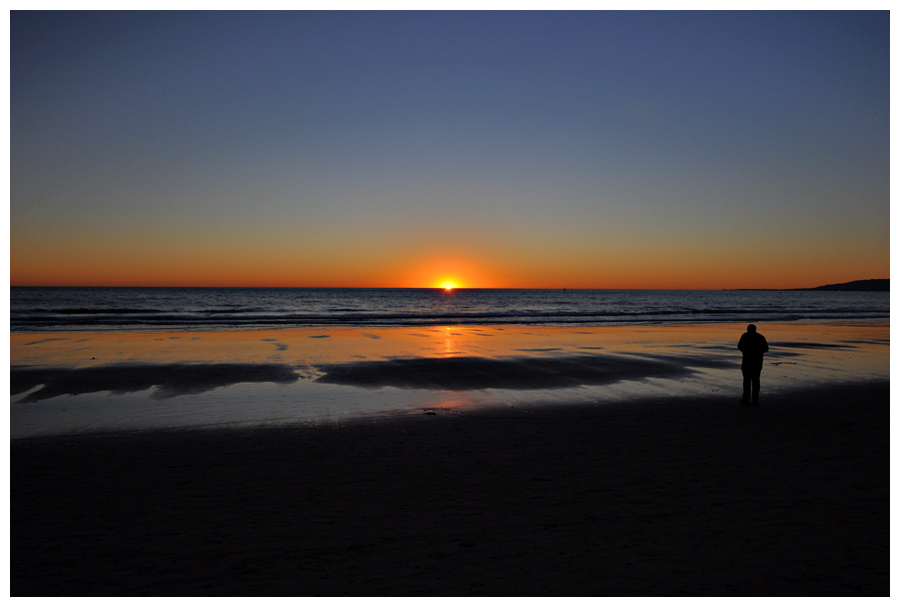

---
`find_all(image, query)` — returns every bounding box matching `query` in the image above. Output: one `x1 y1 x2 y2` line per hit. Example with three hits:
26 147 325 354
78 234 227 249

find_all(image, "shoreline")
12 379 889 596
10 321 890 439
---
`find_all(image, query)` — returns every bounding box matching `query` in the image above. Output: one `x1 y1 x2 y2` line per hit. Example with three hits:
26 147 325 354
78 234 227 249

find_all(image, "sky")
10 11 890 289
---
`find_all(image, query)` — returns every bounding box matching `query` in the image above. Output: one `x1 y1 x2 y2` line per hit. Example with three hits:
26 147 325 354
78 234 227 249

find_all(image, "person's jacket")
738 332 769 363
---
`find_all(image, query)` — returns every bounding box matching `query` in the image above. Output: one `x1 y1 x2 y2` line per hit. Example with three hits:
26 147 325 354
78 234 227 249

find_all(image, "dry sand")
11 380 888 596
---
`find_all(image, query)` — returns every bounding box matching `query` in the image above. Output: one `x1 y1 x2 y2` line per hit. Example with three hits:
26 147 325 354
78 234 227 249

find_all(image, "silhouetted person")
738 324 768 404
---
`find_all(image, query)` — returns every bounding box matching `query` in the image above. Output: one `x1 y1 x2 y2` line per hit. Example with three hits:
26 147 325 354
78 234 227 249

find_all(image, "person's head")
747 324 757 333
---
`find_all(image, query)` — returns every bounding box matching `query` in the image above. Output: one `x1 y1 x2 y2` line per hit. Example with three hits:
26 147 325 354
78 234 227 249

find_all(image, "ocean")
11 286 890 438
9 287 890 332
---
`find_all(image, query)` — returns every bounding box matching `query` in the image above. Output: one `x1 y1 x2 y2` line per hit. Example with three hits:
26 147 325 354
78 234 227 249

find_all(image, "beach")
10 321 890 595
11 380 888 596
10 322 890 438
12 8 891 597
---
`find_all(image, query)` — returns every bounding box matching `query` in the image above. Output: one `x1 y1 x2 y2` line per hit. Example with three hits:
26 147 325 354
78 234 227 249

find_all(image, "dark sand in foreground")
11 381 888 596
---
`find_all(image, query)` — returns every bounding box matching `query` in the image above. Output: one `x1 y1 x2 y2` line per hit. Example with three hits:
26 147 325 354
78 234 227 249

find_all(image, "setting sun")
439 281 459 291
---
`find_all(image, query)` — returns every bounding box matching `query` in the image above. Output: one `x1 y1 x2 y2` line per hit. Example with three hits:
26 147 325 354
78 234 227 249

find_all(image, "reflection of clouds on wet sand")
22 337 69 346
261 338 289 351
772 341 854 350
9 322 889 437
315 353 695 391
13 363 298 402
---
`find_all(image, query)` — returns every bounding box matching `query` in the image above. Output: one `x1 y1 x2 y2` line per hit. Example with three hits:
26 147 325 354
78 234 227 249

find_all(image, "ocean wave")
10 288 889 331
42 308 166 315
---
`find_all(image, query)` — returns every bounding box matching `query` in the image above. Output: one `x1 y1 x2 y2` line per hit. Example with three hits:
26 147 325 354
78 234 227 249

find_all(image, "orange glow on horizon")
400 253 500 289
9 232 889 290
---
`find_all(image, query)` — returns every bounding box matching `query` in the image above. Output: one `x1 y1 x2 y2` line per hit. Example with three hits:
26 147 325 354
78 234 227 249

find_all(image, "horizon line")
10 281 889 291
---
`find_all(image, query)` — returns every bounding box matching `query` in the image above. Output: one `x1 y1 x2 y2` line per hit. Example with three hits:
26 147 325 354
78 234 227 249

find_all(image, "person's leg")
750 363 762 402
741 367 751 403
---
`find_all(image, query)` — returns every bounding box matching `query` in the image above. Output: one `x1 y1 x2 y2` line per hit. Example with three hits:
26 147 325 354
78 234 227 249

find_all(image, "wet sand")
11 380 888 596
10 322 890 438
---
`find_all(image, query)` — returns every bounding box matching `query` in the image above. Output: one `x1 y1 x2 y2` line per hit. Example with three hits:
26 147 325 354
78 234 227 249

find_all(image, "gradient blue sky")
10 11 890 288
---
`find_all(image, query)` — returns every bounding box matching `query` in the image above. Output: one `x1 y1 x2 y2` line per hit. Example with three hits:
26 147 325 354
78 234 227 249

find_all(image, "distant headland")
789 279 889 292
728 279 888 292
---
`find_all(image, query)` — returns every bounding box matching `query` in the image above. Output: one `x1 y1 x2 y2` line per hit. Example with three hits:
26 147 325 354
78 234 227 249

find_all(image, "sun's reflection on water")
10 322 889 438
